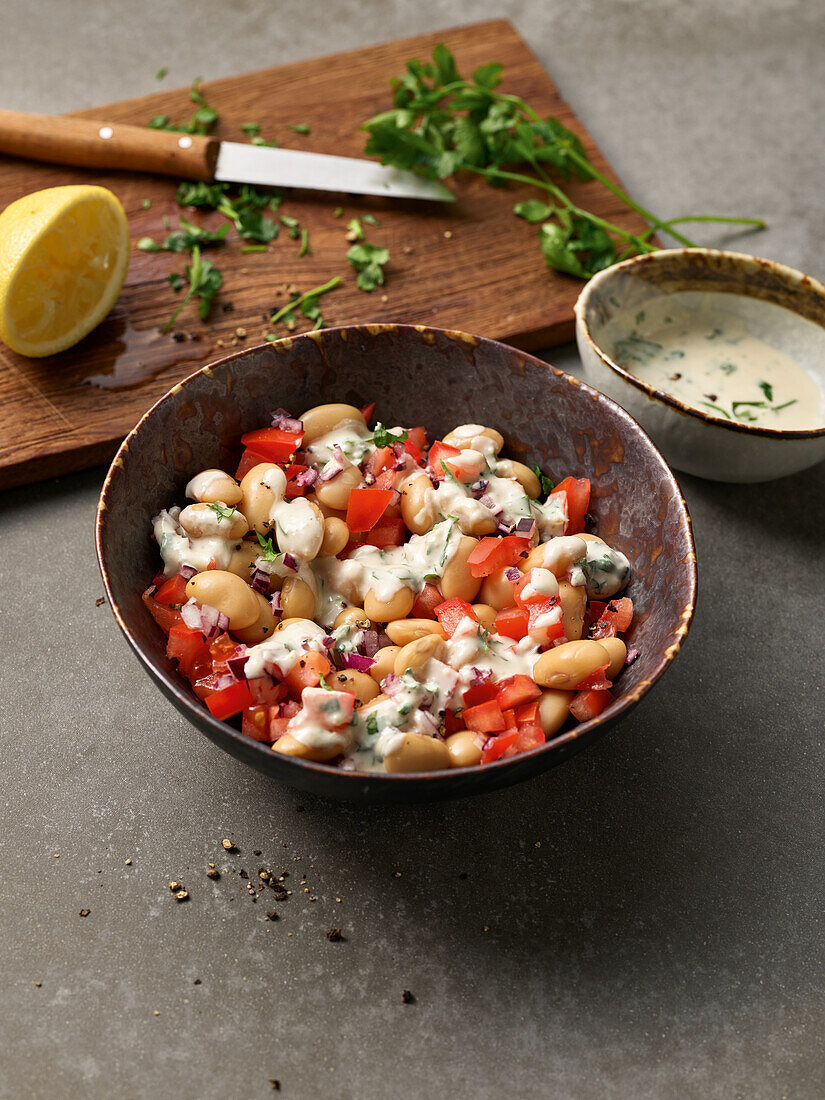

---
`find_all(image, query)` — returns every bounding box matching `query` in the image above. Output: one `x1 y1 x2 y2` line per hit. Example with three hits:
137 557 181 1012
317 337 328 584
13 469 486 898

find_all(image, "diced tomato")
407 426 429 455
235 448 270 480
434 597 477 638
589 597 634 639
247 676 287 706
283 651 331 694
411 582 443 620
495 674 541 710
341 516 406 556
554 476 591 535
480 730 519 764
403 437 423 464
166 624 209 677
346 486 396 532
142 588 183 635
494 606 529 641
569 688 612 722
463 699 506 734
283 463 308 499
462 680 499 709
503 724 545 757
443 450 485 482
515 700 539 726
360 401 376 424
205 679 253 721
467 536 530 578
585 600 607 630
208 632 241 674
573 665 612 692
365 446 394 477
242 705 273 741
240 427 304 464
526 598 565 643
500 708 519 733
427 440 461 474
151 567 167 589
444 709 464 734
154 572 189 608
513 568 560 609
268 715 292 740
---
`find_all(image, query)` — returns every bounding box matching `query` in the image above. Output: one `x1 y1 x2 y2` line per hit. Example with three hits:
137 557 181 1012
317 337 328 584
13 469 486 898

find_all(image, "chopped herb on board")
164 245 222 331
361 43 765 277
137 218 230 253
288 123 310 135
347 241 389 291
148 77 219 135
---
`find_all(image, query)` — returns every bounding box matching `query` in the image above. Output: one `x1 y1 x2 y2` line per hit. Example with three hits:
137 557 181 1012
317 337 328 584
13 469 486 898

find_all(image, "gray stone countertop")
1 2 823 1097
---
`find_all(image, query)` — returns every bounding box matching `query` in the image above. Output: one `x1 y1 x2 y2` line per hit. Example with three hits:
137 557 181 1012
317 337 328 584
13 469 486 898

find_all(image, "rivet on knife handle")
0 110 219 181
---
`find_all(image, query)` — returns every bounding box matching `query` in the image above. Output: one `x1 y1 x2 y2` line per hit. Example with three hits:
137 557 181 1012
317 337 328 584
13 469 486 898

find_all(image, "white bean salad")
143 402 634 772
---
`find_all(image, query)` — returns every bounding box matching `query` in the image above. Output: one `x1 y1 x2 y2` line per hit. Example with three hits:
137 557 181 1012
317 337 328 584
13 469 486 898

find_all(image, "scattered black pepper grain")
95 597 106 607
222 301 235 312
269 1082 280 1091
193 979 201 985
206 868 220 879
239 869 249 880
34 981 42 987
295 805 305 813
265 911 279 921
172 331 185 343
253 850 262 856
326 928 343 942
458 872 468 880
79 909 90 918
401 990 415 1004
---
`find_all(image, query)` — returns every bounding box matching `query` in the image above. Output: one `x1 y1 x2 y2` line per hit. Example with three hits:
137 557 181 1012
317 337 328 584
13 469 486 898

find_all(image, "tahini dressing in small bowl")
600 291 825 431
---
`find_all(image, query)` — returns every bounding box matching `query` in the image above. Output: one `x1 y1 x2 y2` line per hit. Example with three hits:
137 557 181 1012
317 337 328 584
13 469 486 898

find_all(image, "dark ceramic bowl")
95 324 697 802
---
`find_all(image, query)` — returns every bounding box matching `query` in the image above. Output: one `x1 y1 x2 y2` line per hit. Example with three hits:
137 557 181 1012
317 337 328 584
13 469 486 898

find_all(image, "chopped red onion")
250 568 270 594
376 632 393 650
364 472 376 486
319 453 345 481
179 564 197 581
271 408 304 433
625 647 640 665
282 553 298 572
514 517 536 537
294 466 318 488
417 710 439 735
180 599 202 630
338 756 357 772
504 567 521 583
389 489 401 507
341 652 375 672
469 667 493 686
469 479 489 498
227 654 249 680
496 520 513 535
199 603 229 640
211 672 236 692
381 673 402 696
361 630 380 658
270 590 283 613
322 635 336 649
424 464 440 484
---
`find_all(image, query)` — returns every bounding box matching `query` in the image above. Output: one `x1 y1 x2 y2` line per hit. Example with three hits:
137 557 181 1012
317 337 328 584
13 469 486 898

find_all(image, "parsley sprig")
206 502 237 520
256 532 281 561
532 463 555 498
369 424 408 448
362 44 764 277
347 242 390 291
137 217 230 254
164 245 222 331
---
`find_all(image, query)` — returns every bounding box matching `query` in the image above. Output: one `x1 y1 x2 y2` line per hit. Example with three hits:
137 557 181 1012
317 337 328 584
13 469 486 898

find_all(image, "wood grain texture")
0 19 650 489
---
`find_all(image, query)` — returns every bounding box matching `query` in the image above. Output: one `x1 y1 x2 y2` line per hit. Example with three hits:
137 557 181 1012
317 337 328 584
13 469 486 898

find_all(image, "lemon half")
0 185 130 357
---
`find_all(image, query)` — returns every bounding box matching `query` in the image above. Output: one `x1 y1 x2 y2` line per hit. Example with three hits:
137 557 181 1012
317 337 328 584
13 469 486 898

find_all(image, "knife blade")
0 110 455 202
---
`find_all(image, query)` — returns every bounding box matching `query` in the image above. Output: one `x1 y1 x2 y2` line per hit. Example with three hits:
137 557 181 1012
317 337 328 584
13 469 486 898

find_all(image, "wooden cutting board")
0 19 649 489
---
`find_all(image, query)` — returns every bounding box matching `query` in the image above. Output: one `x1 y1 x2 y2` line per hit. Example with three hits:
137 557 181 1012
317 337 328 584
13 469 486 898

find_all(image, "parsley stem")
163 244 201 333
269 276 342 326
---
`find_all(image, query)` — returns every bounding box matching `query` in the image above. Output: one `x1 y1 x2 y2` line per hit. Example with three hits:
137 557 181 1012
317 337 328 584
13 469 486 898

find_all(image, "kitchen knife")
0 110 454 202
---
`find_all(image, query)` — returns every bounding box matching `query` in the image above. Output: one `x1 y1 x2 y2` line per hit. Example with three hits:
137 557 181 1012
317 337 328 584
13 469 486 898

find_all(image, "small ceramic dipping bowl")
575 249 825 482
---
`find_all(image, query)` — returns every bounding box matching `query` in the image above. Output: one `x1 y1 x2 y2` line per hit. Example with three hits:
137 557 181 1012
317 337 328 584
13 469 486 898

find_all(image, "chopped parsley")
137 217 230 254
256 532 281 561
366 713 379 736
532 463 555 498
164 245 222 331
206 502 237 520
288 123 310 135
370 424 408 448
347 241 389 292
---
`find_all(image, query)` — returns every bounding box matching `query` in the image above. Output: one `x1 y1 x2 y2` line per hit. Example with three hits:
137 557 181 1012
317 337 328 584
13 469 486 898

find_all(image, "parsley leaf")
137 217 230 254
255 532 280 561
147 77 219 135
366 713 379 736
347 242 389 292
240 122 261 137
370 423 408 448
514 199 555 223
532 463 555 498
269 276 342 330
347 218 364 241
163 245 222 331
288 123 310 135
206 502 237 520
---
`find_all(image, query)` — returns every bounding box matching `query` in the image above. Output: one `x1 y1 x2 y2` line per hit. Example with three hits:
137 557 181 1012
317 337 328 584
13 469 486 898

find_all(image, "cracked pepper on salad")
143 402 635 772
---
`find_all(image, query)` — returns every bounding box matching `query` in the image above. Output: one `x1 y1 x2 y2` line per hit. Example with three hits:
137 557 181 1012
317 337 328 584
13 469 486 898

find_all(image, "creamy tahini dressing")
602 292 825 429
153 508 234 576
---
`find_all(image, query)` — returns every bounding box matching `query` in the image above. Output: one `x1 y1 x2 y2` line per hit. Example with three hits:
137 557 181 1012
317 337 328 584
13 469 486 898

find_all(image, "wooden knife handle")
0 110 219 181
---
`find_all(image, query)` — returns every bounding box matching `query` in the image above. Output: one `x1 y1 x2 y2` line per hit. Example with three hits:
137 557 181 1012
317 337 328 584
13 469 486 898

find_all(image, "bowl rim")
575 247 825 441
95 322 698 789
